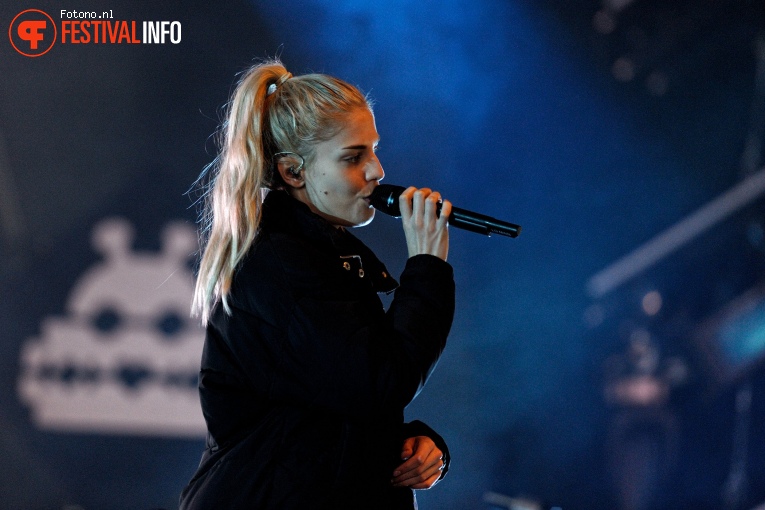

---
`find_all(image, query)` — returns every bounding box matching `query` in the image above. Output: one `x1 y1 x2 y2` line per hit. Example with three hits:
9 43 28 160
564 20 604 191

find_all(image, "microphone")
370 184 522 238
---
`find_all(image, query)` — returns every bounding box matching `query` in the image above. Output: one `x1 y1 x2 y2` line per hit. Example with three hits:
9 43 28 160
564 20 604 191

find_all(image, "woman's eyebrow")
341 139 380 151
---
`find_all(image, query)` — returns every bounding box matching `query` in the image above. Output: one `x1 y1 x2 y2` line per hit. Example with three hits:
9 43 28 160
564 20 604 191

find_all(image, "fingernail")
393 471 401 477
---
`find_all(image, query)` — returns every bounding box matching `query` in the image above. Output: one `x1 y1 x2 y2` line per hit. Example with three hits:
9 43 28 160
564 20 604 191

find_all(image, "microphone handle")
369 184 521 238
448 206 521 238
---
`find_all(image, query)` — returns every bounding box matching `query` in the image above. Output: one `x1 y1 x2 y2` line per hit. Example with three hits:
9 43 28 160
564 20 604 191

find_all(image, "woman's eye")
345 154 361 164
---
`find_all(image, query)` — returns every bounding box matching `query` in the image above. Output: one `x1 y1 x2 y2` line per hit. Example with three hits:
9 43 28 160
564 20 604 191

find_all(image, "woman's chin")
355 209 375 227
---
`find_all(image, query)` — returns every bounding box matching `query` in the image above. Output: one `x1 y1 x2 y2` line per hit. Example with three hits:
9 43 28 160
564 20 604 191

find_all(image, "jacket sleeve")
284 253 453 416
213 236 455 418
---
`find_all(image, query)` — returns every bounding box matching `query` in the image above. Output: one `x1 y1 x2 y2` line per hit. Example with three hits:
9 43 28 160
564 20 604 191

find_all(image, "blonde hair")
192 59 371 324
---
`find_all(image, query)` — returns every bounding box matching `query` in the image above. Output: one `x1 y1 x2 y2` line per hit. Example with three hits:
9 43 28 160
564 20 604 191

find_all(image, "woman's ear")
275 153 305 189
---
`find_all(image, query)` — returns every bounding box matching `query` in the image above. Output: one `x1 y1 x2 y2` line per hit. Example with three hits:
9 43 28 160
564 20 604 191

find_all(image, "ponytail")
192 59 371 324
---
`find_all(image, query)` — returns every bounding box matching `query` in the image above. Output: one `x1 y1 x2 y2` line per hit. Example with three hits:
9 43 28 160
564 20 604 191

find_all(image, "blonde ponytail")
192 59 371 325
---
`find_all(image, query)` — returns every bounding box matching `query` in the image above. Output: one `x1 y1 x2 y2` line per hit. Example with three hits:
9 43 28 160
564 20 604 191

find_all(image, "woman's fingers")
400 187 432 221
391 436 445 489
398 187 450 261
391 454 444 488
409 471 442 490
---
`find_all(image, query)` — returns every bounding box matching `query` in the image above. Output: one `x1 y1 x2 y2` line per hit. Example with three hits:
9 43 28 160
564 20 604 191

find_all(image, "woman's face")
297 107 384 227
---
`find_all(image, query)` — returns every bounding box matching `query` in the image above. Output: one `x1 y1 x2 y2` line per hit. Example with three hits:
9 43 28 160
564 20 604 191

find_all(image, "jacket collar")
261 190 399 293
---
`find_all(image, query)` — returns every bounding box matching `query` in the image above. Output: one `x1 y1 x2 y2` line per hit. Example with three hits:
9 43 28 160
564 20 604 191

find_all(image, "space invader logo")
9 9 57 57
18 218 206 437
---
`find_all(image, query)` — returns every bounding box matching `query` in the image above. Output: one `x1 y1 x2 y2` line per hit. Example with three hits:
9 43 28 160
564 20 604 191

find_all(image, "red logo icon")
9 9 57 57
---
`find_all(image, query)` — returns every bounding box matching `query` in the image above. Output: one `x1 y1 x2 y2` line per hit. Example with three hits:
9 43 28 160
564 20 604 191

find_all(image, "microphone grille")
369 184 406 217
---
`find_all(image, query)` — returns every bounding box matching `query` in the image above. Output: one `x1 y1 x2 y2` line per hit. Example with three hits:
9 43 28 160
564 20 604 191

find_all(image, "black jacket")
180 190 455 509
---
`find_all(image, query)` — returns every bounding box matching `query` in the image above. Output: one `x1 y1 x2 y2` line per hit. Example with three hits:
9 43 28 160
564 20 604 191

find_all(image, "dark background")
2 1 765 509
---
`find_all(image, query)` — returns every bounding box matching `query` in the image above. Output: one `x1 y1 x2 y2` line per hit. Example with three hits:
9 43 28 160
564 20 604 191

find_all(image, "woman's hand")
398 187 451 261
391 435 446 490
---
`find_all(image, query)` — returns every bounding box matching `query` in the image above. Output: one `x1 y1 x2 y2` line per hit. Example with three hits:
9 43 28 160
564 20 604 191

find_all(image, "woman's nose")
368 157 384 181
